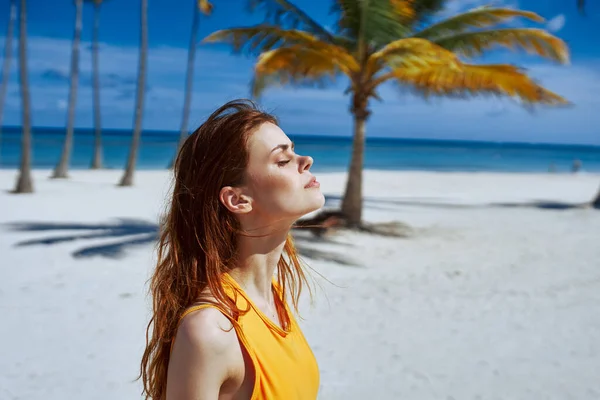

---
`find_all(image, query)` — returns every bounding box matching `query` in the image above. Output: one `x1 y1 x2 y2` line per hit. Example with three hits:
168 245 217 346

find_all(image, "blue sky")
0 0 599 144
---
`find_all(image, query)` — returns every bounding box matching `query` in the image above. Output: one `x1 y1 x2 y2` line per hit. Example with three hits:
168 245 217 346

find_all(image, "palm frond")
331 0 412 50
390 0 417 24
366 37 460 77
197 0 213 15
390 0 446 26
248 0 334 42
387 63 568 105
203 26 338 56
251 46 350 97
434 28 569 64
414 6 544 41
410 0 445 23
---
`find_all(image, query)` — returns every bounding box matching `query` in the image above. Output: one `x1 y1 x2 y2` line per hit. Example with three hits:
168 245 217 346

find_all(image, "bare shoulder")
167 307 243 399
176 306 238 356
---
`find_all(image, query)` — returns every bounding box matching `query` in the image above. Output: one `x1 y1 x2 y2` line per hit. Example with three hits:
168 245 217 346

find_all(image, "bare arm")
166 308 241 400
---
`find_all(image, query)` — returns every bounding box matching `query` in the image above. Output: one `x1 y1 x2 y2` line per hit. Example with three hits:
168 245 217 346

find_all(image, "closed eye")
277 160 291 167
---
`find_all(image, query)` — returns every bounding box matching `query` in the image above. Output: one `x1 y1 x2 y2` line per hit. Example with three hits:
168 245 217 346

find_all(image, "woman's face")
239 122 324 224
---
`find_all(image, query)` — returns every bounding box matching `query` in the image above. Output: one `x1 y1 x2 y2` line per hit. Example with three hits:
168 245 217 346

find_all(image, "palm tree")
580 0 600 208
204 0 569 227
14 0 33 193
170 0 213 168
573 1 598 208
0 0 17 164
118 0 148 187
89 0 105 169
592 188 600 209
52 0 83 179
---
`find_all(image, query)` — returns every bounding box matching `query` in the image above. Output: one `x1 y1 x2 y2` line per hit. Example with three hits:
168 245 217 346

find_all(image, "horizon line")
1 124 599 149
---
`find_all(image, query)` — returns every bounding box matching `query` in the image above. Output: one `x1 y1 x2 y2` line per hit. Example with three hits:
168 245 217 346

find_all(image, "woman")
139 99 325 399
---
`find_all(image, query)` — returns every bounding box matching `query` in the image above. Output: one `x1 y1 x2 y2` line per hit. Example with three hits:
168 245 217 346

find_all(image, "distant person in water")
139 99 324 399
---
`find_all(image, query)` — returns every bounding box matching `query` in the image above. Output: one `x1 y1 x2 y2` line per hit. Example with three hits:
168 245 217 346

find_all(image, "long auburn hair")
139 99 311 399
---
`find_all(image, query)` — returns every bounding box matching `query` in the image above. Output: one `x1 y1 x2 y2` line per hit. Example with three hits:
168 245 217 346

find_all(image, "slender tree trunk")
119 0 147 187
169 0 200 169
0 0 17 165
14 0 33 193
340 93 370 227
341 3 370 228
52 0 83 179
90 1 103 169
592 184 600 209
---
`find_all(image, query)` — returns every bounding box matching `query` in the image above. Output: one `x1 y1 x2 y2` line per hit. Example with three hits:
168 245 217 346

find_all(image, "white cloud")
261 62 600 144
0 35 599 145
546 14 566 32
0 35 257 129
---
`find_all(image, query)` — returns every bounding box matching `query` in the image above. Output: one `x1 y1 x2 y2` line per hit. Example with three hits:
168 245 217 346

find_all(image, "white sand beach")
1 169 599 400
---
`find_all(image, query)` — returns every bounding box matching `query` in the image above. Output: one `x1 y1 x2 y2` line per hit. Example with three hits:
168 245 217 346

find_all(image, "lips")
304 176 320 188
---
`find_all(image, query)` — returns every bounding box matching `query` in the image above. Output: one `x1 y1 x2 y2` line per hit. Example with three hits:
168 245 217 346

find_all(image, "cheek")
252 171 299 204
260 171 297 193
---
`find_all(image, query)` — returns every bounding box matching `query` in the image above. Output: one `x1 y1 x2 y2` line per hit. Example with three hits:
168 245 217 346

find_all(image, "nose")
299 155 313 172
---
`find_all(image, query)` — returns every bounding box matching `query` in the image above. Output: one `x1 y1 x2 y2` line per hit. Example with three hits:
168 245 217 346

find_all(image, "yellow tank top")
177 273 320 399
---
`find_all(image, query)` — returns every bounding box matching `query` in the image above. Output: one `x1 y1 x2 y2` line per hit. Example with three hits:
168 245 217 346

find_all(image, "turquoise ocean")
1 126 599 173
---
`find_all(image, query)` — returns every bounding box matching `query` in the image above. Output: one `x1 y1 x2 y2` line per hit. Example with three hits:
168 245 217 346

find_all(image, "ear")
219 186 252 214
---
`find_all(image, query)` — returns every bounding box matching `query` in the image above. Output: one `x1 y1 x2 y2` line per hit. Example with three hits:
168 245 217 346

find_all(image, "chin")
316 191 326 208
306 191 325 213
277 191 326 221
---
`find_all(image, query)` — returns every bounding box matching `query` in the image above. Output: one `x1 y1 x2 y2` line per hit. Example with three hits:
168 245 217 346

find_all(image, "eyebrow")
270 142 295 153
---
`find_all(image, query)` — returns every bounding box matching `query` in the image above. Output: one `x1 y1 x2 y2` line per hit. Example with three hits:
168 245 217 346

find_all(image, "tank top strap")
178 303 235 325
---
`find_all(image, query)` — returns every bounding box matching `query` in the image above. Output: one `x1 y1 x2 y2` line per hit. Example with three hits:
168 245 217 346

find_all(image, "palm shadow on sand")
6 218 358 266
7 219 158 258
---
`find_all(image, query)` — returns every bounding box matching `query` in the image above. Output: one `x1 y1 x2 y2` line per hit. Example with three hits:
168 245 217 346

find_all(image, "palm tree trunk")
340 3 371 228
340 94 370 227
14 0 33 193
592 184 600 209
90 1 103 169
170 0 200 169
0 0 17 165
52 0 83 179
119 0 147 187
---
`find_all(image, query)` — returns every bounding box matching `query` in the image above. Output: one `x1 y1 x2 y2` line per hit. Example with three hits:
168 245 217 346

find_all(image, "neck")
228 224 290 301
